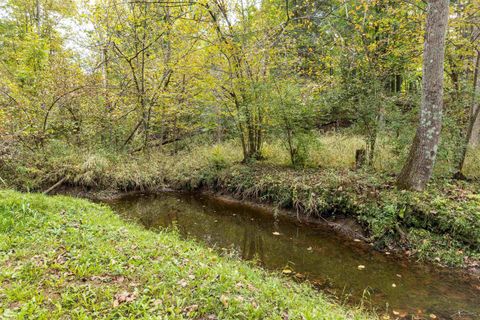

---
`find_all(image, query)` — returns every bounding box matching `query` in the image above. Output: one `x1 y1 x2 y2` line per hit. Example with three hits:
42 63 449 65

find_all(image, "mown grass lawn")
0 190 371 319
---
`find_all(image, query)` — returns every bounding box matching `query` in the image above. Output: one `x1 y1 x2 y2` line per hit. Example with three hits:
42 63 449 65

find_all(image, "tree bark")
35 0 41 34
454 50 480 177
397 0 449 191
468 50 480 147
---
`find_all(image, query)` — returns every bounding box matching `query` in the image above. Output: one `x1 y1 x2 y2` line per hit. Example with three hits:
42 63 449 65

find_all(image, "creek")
108 192 480 320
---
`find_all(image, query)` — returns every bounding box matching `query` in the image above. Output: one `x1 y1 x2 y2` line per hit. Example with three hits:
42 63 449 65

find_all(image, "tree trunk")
35 0 41 34
454 50 480 177
397 0 449 191
468 50 480 147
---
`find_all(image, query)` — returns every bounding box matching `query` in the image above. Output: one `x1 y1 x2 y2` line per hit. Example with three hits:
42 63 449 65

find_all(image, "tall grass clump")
162 140 242 189
463 146 480 179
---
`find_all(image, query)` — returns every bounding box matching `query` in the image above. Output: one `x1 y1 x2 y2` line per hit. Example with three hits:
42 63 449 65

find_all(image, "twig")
43 177 67 195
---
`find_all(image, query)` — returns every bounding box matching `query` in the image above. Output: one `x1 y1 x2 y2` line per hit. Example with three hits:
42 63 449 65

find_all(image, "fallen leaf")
392 310 400 316
113 291 137 307
247 284 257 291
90 275 110 282
272 232 280 236
429 314 437 319
183 304 199 314
8 302 21 310
357 265 366 270
220 295 229 308
282 269 293 274
56 253 67 264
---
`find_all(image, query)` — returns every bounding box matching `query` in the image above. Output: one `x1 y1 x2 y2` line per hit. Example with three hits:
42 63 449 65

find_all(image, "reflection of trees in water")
129 199 181 228
165 207 180 224
241 224 265 264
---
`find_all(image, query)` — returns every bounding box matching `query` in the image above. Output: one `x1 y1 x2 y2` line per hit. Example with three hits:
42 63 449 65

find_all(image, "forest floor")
1 138 479 271
0 190 372 319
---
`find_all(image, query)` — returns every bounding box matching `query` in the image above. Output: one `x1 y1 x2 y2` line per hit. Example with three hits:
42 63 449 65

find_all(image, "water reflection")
108 193 480 320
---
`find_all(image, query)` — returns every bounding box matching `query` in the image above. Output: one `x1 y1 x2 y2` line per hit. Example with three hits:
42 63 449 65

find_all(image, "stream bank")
3 144 480 271
0 190 372 319
45 162 480 274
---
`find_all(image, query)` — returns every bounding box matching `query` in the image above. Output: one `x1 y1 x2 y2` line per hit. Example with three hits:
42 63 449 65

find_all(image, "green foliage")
1 0 479 180
269 80 317 167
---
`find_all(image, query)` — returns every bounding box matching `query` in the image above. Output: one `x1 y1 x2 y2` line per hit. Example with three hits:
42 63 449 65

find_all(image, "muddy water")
108 192 480 320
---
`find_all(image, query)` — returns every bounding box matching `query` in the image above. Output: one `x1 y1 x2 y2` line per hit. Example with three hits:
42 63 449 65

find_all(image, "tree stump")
355 149 366 170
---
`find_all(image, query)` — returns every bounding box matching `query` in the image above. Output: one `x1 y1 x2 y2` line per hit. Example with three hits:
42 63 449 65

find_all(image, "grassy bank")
206 165 480 268
1 136 479 269
0 190 371 319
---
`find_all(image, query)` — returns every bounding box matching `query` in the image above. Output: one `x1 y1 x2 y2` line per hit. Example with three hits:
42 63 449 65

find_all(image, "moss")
0 190 371 319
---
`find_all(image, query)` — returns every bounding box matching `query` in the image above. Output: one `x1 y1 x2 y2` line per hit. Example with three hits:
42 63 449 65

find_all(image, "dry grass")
463 147 480 179
3 133 479 193
260 133 478 179
261 134 399 172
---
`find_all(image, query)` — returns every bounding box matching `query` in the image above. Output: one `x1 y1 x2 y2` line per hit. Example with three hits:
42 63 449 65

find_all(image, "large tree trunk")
397 0 449 191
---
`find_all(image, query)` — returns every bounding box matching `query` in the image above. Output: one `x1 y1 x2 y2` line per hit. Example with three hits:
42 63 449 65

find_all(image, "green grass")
0 190 372 319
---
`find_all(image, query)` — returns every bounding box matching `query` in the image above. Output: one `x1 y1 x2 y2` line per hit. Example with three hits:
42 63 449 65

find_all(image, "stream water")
108 192 480 320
